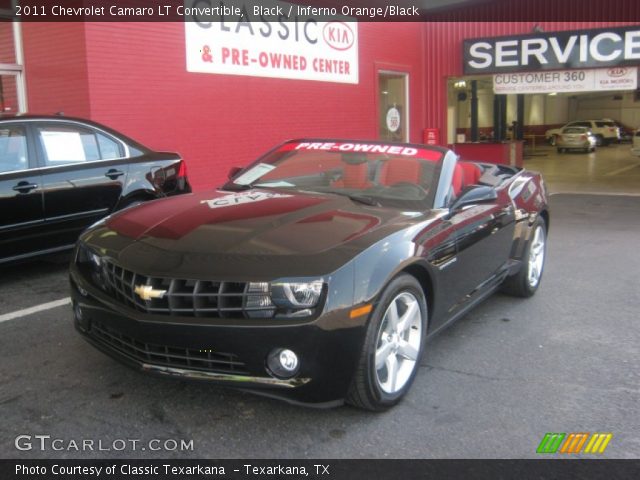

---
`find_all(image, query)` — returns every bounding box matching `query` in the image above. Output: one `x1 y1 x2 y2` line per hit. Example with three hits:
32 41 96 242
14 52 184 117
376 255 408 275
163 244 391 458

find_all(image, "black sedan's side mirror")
228 166 243 180
449 185 497 213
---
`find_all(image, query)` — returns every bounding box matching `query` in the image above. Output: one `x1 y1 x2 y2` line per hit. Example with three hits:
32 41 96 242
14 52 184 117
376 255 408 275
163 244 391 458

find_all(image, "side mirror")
450 185 497 213
228 166 243 180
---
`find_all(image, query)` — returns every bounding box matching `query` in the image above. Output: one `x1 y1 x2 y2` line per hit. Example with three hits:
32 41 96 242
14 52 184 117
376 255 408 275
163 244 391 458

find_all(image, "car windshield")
223 141 444 210
595 121 616 127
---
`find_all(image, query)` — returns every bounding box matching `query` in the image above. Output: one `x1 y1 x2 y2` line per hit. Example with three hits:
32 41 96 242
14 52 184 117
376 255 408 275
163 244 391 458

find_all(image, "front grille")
89 321 249 375
102 260 275 319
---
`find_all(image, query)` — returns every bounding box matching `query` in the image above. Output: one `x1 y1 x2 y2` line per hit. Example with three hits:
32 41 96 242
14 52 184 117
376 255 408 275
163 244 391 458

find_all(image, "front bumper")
69 267 366 406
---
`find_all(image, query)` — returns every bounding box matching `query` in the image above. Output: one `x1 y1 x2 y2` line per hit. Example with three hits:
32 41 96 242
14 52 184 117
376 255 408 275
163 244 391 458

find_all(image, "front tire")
346 274 427 411
502 220 547 297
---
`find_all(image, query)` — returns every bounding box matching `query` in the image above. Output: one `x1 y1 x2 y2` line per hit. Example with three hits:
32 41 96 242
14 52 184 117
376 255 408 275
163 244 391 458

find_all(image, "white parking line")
605 162 640 176
0 297 71 324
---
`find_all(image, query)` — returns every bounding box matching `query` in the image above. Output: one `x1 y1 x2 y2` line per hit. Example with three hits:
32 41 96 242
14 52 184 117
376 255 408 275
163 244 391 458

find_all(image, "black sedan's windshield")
224 141 444 210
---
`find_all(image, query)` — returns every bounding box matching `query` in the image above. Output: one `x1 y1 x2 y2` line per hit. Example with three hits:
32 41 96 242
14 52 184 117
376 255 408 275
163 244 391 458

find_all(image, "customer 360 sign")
184 0 358 84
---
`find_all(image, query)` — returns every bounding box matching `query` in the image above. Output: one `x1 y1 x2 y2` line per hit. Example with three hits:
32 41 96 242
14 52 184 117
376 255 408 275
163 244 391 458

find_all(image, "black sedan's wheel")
502 220 547 297
347 274 427 411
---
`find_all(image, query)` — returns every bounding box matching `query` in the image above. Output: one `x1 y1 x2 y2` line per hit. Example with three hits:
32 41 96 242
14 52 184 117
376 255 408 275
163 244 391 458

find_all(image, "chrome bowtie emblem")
134 285 166 301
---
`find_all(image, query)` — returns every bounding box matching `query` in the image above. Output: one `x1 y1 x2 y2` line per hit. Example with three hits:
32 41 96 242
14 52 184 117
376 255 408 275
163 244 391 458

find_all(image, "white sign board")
184 0 358 84
41 131 86 162
493 67 637 94
386 107 401 133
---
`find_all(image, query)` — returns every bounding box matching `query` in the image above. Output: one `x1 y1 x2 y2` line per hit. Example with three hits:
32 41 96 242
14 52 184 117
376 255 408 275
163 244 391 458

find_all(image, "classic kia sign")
464 25 640 74
184 0 358 84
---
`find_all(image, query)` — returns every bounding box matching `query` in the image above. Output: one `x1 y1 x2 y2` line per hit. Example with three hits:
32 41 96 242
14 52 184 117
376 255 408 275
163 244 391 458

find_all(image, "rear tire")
595 135 604 147
502 219 547 298
346 274 427 411
557 148 564 154
549 136 556 146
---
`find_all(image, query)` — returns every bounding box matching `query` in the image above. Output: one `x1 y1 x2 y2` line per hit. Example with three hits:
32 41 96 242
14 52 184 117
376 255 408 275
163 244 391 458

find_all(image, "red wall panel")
22 22 91 117
79 22 425 191
0 22 15 64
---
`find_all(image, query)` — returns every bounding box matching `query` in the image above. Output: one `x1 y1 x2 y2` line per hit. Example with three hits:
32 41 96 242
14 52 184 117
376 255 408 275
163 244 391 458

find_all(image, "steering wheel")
388 182 429 197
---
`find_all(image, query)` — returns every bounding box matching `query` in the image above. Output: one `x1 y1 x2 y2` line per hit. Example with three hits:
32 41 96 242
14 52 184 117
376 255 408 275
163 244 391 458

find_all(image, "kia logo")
323 22 354 51
607 67 628 77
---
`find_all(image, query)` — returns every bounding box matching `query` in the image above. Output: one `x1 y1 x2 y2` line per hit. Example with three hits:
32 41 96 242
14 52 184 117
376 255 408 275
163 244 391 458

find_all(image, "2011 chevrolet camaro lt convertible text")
70 140 549 410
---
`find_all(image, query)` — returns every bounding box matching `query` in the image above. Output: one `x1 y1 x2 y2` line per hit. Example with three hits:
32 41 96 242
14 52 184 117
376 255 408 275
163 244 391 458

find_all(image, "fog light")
267 348 300 379
73 302 84 322
73 302 91 332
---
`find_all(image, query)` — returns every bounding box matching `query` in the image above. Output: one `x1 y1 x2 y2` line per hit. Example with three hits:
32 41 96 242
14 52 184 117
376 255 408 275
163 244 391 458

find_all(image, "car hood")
85 189 428 279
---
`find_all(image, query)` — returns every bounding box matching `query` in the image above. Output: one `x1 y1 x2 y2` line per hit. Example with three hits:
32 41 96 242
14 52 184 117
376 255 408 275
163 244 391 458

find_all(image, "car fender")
351 227 439 318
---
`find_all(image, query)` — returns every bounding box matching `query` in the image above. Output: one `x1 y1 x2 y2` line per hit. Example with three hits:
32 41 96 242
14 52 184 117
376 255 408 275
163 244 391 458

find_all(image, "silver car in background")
556 126 597 154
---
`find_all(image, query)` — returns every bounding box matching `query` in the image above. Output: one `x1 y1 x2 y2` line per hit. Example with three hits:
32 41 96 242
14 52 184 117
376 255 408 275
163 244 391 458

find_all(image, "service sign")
493 67 638 94
184 0 358 84
464 25 640 75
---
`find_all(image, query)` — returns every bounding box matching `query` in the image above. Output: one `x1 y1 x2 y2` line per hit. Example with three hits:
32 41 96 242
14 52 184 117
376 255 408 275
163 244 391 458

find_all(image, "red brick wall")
0 22 15 64
22 22 91 117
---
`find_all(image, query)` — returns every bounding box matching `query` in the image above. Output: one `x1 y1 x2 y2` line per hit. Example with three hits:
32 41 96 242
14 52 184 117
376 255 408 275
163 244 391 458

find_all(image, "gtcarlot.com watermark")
15 434 194 452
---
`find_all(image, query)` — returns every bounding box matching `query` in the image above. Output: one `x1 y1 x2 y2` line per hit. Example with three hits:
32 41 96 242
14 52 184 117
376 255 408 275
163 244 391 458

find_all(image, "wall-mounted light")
454 80 467 89
548 92 557 96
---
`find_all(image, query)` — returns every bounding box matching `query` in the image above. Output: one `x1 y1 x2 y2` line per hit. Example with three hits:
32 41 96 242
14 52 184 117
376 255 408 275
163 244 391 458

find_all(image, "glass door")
378 72 408 142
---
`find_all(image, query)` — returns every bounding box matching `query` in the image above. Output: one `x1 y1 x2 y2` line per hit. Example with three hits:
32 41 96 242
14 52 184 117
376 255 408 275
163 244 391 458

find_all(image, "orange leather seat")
459 162 482 186
332 163 372 189
451 162 464 197
379 158 423 185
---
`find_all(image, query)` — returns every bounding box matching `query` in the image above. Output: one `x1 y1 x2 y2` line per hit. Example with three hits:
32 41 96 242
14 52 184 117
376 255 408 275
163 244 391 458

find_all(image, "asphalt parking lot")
1 193 639 459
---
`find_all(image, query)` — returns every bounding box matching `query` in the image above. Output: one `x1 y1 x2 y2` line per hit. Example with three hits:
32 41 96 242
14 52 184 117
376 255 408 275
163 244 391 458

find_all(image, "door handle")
12 182 38 193
105 169 125 180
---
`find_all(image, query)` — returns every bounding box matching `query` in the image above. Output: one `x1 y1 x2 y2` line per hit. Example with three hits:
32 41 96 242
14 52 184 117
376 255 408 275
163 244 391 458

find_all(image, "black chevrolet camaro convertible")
70 139 549 410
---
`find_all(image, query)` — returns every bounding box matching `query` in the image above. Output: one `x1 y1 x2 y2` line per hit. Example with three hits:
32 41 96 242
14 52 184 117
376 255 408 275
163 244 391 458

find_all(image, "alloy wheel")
374 292 422 394
527 225 545 288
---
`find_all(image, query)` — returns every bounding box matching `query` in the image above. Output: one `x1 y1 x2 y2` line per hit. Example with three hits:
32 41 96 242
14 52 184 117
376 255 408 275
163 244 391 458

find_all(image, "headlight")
271 280 324 308
75 243 108 292
76 243 100 267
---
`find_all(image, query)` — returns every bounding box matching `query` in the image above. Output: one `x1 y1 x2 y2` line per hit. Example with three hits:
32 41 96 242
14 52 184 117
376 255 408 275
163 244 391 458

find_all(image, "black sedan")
0 115 190 264
70 139 549 410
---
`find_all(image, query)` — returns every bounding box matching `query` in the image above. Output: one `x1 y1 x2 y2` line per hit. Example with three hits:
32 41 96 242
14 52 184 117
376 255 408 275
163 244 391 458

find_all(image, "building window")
378 71 409 142
0 5 27 113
